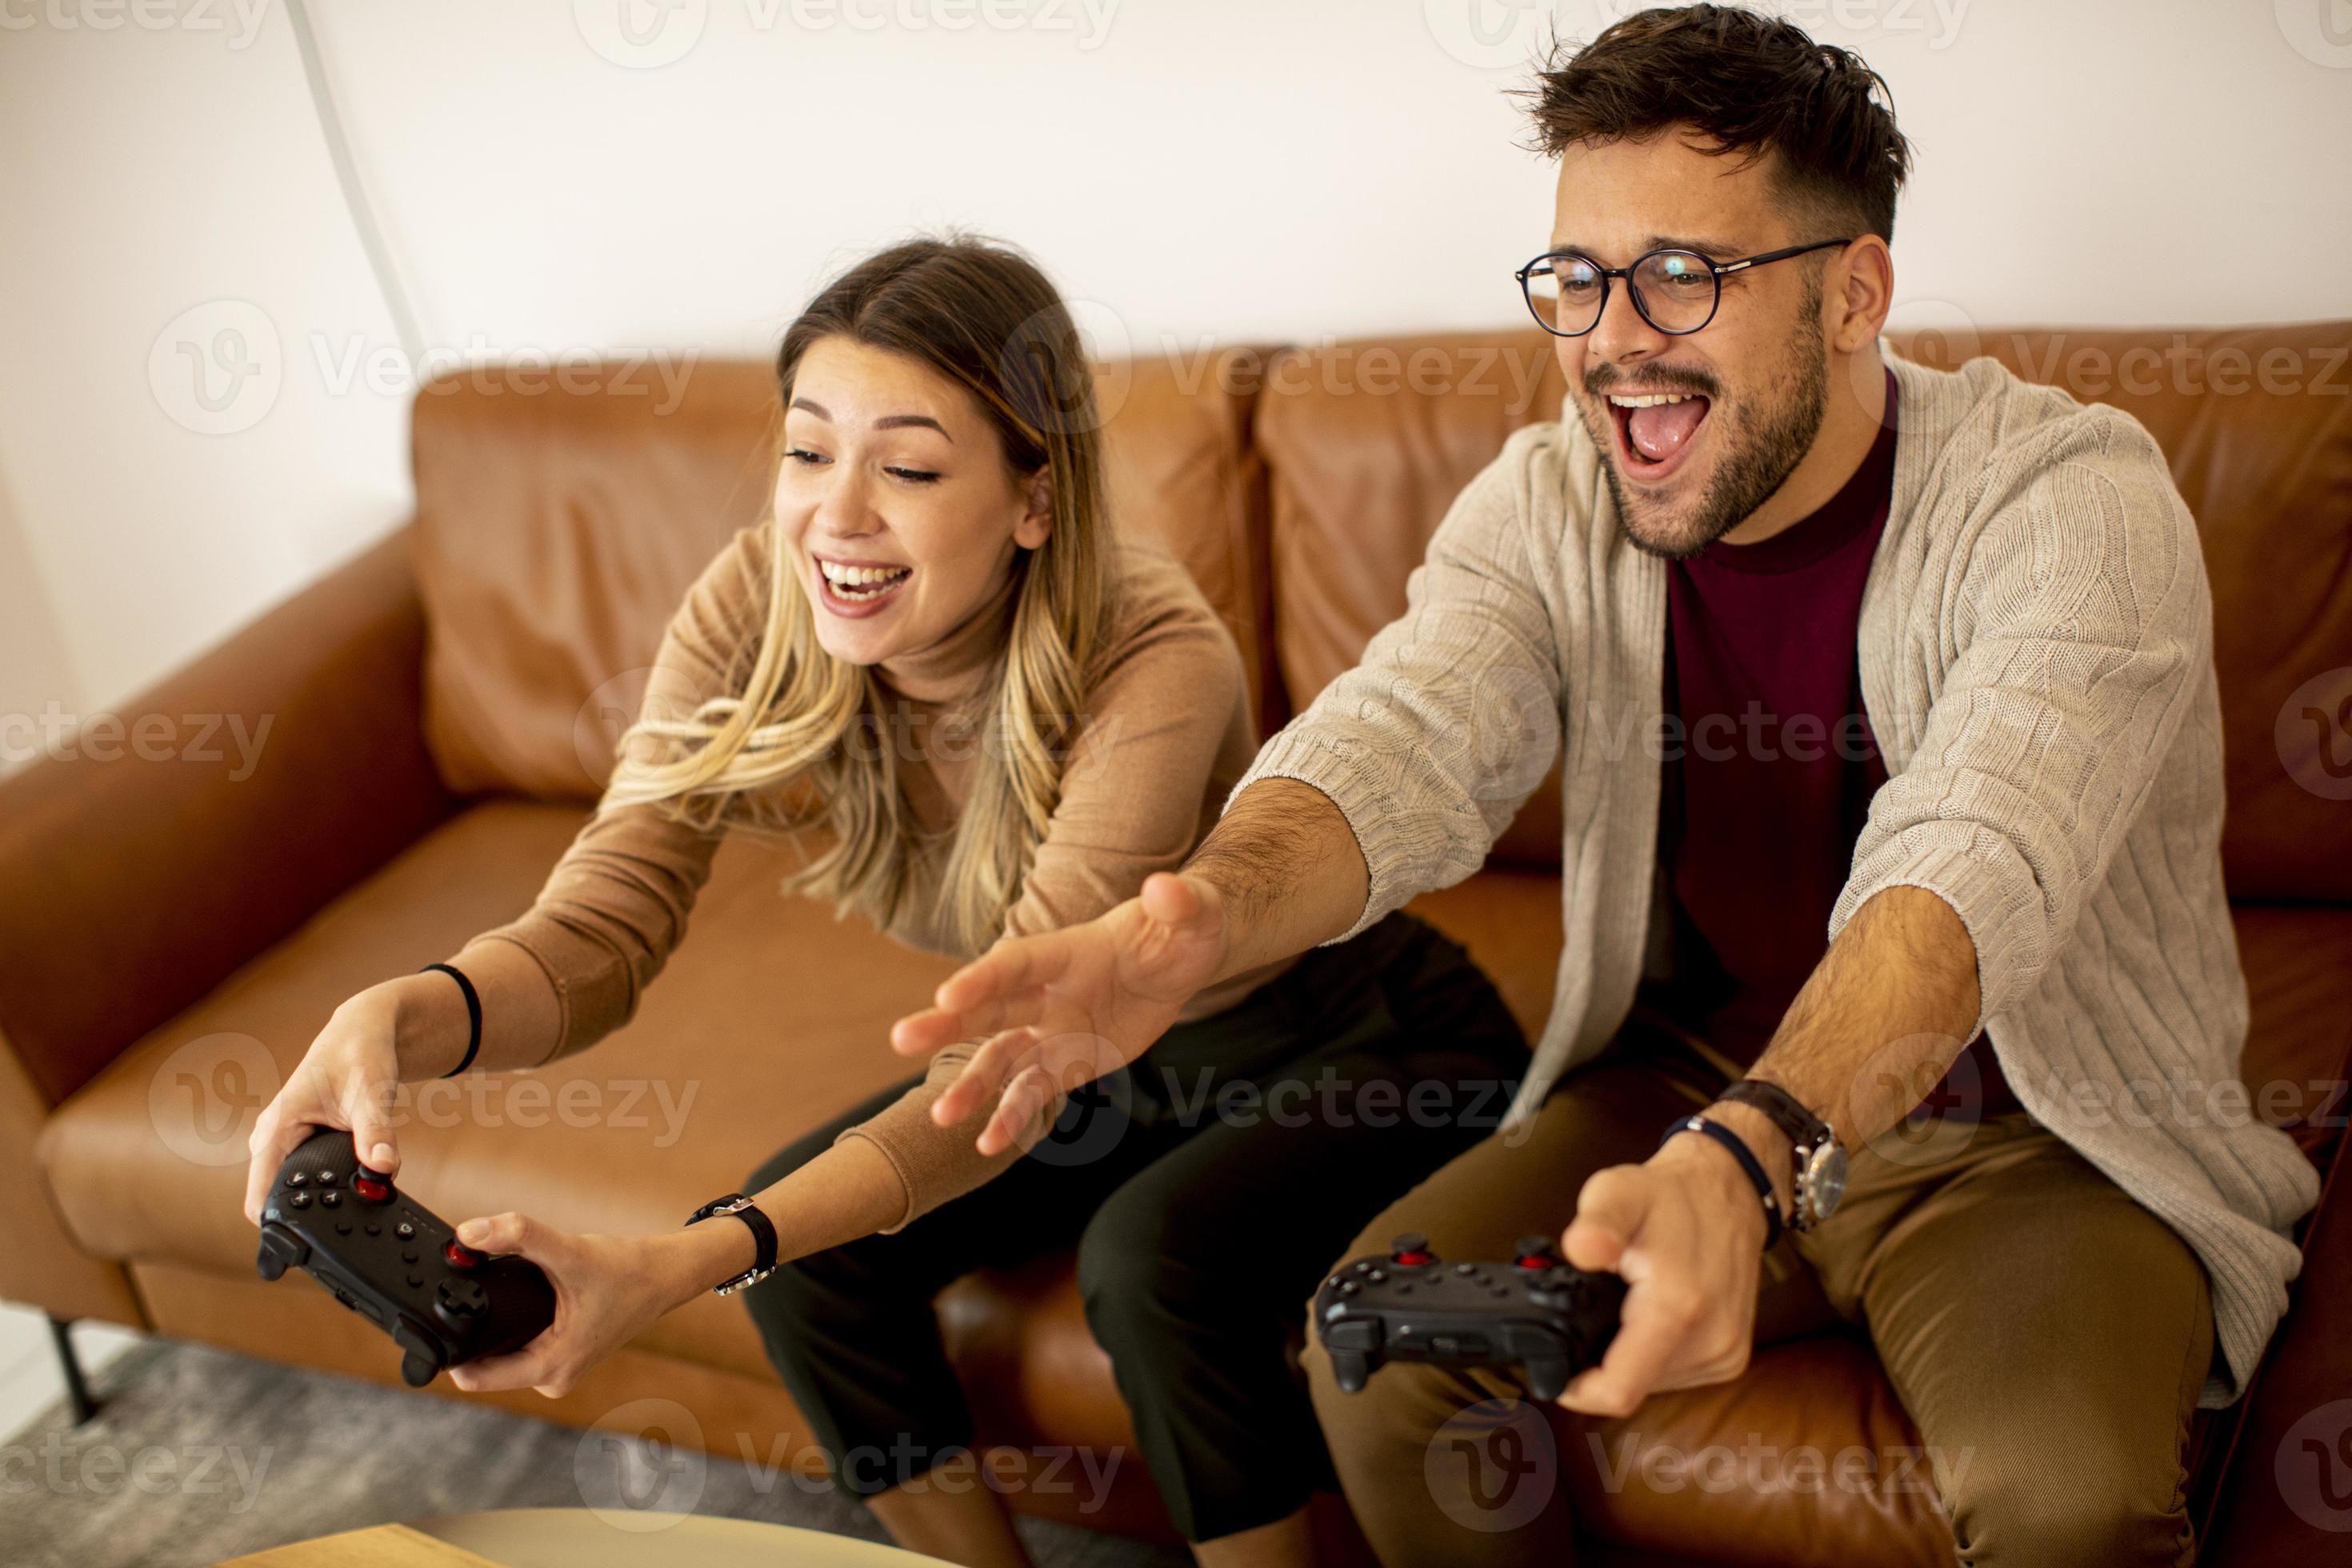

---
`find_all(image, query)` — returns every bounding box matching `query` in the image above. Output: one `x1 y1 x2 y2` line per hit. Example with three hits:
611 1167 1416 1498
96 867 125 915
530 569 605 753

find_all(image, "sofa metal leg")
46 1316 99 1425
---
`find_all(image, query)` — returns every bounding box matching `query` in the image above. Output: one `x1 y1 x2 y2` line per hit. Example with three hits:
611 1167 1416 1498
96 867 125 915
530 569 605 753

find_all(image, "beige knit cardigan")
1234 349 2321 1406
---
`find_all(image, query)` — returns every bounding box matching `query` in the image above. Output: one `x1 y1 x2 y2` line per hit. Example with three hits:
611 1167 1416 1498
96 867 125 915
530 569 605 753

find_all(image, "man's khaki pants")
1302 1036 2215 1567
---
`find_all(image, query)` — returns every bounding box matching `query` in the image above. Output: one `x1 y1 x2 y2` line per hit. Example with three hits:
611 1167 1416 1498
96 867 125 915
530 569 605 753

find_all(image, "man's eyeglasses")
1515 238 1854 338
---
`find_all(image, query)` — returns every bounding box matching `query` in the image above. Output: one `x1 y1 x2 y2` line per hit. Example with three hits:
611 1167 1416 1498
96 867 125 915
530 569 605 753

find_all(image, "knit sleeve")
1832 411 2210 1025
832 558 1252 1230
438 522 773 1065
1230 427 1566 942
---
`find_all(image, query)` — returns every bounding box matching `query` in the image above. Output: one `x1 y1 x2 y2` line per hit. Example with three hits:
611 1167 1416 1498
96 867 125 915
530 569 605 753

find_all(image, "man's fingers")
894 993 1027 1056
1558 1176 1706 1418
1137 871 1202 926
930 1029 1039 1128
1555 1259 1695 1417
939 933 1075 1014
1561 1165 1645 1273
978 1065 1057 1158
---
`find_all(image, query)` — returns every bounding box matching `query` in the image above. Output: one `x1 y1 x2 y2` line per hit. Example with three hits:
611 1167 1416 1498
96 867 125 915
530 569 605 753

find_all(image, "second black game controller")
254 1128 555 1388
1314 1232 1626 1402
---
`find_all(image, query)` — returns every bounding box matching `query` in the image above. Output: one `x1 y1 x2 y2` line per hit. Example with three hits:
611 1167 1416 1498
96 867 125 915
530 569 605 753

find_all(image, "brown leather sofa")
6 321 2349 1565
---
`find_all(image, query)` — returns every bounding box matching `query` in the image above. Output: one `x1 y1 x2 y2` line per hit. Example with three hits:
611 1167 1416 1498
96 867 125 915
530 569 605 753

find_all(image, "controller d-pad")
436 1277 488 1320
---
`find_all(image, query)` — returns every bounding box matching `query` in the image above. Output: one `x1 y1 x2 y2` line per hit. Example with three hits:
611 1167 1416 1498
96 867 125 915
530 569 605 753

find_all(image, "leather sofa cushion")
1254 324 2352 896
35 798 944 1382
1258 333 1570 867
411 353 1278 801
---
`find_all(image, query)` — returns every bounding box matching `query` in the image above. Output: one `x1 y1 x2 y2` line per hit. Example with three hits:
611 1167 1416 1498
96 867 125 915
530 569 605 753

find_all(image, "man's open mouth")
1606 390 1712 482
817 557 914 608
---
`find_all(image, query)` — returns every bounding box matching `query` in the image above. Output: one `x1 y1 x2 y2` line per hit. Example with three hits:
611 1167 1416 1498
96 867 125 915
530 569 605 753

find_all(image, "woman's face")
776 334 1050 677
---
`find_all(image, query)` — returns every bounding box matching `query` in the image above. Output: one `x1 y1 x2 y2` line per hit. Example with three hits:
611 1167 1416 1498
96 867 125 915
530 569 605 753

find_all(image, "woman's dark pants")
738 912 1527 1543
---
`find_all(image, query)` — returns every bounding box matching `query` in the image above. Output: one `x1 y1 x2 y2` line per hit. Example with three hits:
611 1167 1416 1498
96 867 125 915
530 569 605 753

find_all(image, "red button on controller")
1390 1231 1434 1267
354 1175 393 1204
445 1241 483 1269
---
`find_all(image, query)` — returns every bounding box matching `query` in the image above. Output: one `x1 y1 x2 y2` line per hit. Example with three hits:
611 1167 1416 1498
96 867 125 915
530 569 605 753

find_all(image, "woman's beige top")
438 519 1282 1228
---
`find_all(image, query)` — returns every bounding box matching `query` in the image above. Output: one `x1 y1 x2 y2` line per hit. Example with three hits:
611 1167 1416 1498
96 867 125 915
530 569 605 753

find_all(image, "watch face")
1803 1146 1849 1222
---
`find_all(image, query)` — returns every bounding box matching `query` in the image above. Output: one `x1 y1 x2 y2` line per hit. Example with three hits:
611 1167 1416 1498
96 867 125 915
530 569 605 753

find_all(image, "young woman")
241 237 1526 1568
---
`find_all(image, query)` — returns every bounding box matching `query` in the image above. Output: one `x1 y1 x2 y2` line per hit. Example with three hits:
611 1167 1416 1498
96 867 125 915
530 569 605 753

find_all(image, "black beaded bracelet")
418 962 482 1078
1659 1113 1783 1251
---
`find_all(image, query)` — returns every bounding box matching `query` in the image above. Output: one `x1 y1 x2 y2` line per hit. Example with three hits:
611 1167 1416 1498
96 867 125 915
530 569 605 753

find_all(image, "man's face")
1550 132 1837 558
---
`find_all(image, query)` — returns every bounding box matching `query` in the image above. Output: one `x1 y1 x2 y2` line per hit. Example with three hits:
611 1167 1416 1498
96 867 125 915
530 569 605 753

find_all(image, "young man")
894 7 2320 1562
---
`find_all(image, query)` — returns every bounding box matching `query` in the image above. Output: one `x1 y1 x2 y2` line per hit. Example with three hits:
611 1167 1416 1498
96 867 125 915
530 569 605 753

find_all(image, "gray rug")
0 1339 1186 1568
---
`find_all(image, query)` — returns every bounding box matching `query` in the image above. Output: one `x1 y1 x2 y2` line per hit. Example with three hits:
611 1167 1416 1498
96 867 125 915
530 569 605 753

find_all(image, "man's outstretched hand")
890 871 1230 1155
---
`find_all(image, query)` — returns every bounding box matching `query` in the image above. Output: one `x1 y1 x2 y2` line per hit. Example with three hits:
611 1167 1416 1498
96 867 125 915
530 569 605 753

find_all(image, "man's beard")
1584 307 1830 561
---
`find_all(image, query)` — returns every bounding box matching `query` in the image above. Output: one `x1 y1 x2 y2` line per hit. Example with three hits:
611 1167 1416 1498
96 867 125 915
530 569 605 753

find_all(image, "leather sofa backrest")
1254 323 2352 898
411 352 1275 800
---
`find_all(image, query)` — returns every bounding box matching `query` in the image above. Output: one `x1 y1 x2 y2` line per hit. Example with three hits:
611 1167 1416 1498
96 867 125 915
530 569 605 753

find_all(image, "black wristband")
686 1194 778 1294
418 962 482 1078
1659 1114 1783 1251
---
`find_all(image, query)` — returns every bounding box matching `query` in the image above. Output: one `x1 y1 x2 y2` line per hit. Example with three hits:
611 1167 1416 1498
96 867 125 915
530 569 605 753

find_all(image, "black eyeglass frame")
1515 238 1855 338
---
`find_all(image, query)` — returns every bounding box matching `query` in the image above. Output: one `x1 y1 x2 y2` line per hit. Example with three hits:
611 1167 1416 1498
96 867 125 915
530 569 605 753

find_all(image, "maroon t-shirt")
1658 373 2016 1120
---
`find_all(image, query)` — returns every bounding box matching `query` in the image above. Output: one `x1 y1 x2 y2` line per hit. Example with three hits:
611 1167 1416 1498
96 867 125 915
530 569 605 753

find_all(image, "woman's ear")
1012 467 1054 550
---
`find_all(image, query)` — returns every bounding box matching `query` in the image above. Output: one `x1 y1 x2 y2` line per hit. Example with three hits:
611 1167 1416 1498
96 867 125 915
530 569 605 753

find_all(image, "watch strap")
1659 1114 1783 1251
1715 1079 1830 1150
686 1194 777 1293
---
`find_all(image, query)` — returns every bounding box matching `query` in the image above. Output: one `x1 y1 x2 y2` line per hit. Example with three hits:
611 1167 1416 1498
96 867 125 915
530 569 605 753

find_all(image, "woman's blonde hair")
601 235 1114 954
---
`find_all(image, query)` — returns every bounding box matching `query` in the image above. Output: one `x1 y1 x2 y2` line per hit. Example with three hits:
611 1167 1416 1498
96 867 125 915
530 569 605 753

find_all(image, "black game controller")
254 1128 555 1388
1314 1232 1626 1402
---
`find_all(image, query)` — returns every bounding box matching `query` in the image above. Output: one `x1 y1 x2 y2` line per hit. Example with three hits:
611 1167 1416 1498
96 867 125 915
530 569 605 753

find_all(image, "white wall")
2 0 2348 725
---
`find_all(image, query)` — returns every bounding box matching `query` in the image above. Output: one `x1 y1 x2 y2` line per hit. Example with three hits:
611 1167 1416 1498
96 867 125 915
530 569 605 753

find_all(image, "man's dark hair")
1521 5 1913 243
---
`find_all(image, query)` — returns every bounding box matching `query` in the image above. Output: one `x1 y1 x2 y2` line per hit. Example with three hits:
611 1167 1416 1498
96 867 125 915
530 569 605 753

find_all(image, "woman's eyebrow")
875 414 952 441
788 398 951 442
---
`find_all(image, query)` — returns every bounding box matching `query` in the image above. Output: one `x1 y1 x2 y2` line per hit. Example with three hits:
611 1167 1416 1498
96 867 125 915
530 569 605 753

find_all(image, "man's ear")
1013 467 1054 550
1829 234 1894 355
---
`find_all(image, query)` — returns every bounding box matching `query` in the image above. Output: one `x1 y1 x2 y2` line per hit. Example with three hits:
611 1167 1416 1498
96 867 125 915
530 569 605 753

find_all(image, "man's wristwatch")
685 1194 778 1295
1716 1080 1848 1232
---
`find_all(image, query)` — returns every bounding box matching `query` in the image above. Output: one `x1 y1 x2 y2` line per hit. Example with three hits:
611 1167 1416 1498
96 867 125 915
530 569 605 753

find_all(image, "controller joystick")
1390 1231 1435 1266
254 1129 553 1386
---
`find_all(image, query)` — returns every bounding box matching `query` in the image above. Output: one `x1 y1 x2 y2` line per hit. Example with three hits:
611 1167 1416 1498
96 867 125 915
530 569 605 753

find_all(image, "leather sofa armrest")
0 526 460 1110
2199 1062 2352 1560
